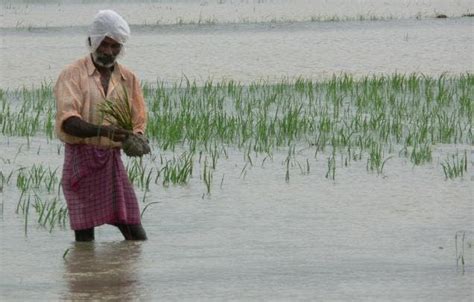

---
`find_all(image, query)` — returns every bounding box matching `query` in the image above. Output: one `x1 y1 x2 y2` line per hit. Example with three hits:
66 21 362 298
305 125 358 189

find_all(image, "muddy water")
0 137 473 300
1 0 474 301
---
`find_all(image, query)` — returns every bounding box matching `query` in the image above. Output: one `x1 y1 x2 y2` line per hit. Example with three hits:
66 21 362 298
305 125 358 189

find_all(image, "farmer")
54 10 148 241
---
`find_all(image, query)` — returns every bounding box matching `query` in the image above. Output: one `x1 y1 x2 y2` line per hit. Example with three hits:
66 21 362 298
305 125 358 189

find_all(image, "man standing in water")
54 10 148 241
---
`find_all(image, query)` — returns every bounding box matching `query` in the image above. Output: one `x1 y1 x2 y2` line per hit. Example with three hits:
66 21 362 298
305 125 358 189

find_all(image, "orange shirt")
54 55 147 148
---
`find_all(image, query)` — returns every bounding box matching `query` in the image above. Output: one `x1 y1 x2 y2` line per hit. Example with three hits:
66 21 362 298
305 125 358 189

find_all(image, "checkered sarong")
62 144 141 230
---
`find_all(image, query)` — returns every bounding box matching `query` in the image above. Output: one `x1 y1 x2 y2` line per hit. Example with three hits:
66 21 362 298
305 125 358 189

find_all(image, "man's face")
92 36 122 68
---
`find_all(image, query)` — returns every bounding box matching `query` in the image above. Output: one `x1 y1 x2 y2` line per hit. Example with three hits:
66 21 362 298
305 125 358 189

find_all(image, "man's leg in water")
75 228 95 242
115 224 147 240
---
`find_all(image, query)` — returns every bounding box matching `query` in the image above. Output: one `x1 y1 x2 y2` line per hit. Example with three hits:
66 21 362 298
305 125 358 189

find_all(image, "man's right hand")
102 125 132 142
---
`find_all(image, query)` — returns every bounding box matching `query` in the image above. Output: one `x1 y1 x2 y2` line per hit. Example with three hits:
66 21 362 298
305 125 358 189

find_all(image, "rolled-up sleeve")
130 75 147 135
54 67 83 141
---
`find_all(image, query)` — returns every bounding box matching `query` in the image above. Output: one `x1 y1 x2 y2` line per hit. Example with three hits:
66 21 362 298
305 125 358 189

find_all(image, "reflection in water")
63 241 146 300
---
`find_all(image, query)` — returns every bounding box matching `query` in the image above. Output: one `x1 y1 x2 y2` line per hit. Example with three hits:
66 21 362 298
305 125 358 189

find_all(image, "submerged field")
1 1 473 300
0 73 472 231
0 73 472 301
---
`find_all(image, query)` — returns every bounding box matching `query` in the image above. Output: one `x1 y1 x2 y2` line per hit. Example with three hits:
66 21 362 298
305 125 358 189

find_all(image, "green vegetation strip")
1 73 472 169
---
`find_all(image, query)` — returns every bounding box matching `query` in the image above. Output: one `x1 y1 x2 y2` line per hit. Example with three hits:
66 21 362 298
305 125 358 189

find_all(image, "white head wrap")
88 10 130 53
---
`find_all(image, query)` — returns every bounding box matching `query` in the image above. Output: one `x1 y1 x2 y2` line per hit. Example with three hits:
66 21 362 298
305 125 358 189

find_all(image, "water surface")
0 1 473 88
0 137 473 300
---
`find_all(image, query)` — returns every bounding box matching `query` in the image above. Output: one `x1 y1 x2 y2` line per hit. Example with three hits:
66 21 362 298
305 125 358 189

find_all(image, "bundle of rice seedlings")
99 88 150 157
99 88 133 131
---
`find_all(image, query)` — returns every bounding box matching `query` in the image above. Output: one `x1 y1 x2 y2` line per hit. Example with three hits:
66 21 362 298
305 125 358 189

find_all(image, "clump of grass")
15 165 59 193
16 190 68 234
441 151 468 179
159 152 194 186
126 158 154 191
32 194 68 231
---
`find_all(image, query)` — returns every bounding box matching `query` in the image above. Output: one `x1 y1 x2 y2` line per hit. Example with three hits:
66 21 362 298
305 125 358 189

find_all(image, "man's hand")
123 133 151 157
101 125 132 142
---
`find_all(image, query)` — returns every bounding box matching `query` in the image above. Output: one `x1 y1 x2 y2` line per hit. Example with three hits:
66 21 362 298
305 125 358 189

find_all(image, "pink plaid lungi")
62 143 141 230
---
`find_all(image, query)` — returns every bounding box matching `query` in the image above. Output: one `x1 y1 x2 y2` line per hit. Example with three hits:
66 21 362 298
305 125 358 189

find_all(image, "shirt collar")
85 54 127 81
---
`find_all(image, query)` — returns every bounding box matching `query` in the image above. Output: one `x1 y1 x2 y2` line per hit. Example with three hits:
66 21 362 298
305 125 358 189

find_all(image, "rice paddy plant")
206 142 221 169
0 84 55 137
98 88 133 130
325 147 337 180
0 169 15 192
284 149 291 183
454 230 474 273
14 189 32 235
24 194 30 236
44 108 55 140
202 157 213 195
16 191 68 233
141 201 160 218
31 194 68 231
126 158 154 191
366 141 393 175
159 152 194 186
409 142 433 165
15 165 59 193
441 151 468 179
9 161 66 232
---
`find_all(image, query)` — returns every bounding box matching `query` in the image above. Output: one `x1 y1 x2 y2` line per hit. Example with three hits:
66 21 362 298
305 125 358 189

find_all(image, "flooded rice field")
1 136 473 301
1 0 474 301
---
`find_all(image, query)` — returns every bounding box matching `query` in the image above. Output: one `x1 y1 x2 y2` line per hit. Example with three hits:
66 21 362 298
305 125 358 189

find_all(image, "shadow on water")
62 241 145 300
